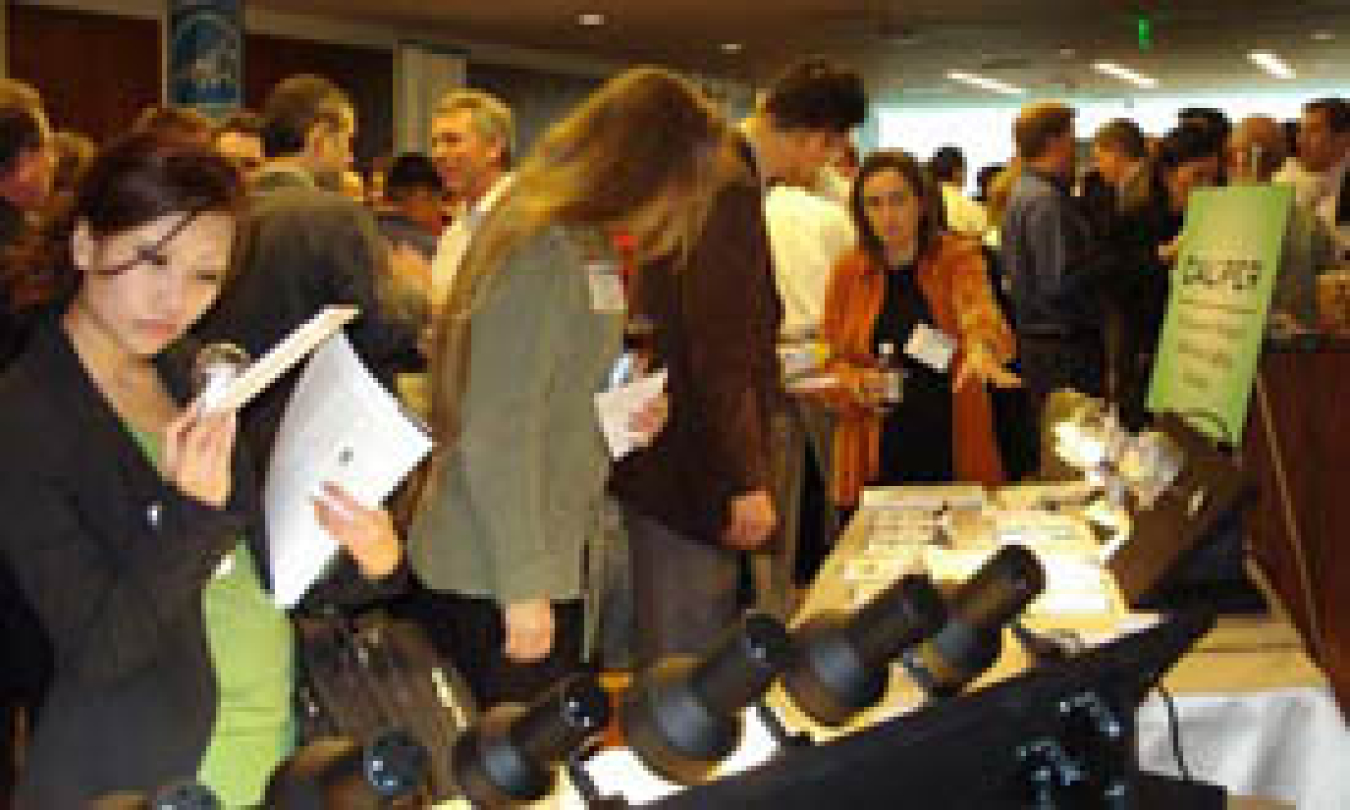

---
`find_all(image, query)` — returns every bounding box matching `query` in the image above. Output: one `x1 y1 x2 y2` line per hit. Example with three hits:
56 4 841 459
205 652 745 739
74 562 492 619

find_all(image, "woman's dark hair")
850 148 944 267
1177 106 1231 144
928 145 966 185
4 130 244 314
384 152 443 202
1155 122 1224 174
975 162 1004 203
1149 123 1223 213
763 57 867 135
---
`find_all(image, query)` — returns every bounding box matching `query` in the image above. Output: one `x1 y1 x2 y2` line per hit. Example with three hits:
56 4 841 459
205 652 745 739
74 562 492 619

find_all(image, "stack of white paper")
265 332 433 607
594 370 667 460
204 306 359 412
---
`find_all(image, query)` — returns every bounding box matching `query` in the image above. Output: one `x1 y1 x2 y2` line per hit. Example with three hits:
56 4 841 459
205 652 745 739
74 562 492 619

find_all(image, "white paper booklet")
265 332 433 607
202 306 359 412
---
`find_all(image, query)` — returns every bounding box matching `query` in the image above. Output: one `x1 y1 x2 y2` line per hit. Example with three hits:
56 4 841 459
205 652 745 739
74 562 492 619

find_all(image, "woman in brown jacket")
821 149 1020 507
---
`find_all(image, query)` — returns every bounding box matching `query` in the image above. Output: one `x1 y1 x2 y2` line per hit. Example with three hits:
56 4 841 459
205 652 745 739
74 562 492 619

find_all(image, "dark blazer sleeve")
680 180 783 494
300 555 407 612
201 190 420 380
316 201 422 376
0 467 242 684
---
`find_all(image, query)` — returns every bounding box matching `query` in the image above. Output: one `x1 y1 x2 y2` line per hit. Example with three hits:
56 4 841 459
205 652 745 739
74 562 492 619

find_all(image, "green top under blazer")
410 225 624 605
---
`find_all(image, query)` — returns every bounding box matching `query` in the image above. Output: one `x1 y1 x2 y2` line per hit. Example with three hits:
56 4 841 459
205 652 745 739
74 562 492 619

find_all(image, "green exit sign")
1138 16 1153 50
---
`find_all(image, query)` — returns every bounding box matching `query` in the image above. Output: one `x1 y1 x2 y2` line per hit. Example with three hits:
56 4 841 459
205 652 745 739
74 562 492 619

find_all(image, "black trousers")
1019 334 1106 426
2 564 51 804
625 510 741 669
394 586 585 710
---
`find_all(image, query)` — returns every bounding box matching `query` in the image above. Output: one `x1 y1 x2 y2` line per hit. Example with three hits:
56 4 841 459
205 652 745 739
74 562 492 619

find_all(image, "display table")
775 486 1345 806
440 484 1342 808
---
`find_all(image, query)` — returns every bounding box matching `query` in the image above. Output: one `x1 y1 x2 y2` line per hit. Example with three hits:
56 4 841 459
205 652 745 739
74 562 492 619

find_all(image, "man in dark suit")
194 74 420 476
1002 102 1106 443
1089 118 1167 423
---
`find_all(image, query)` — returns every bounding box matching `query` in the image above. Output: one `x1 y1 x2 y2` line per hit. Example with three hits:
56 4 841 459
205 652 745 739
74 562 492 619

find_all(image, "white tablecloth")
1139 685 1348 808
1131 614 1348 809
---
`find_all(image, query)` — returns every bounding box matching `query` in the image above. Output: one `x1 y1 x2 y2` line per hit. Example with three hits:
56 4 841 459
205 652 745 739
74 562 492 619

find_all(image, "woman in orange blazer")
820 149 1020 507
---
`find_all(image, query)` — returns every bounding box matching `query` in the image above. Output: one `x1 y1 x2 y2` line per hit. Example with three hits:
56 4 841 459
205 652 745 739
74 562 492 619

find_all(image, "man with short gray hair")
428 89 515 304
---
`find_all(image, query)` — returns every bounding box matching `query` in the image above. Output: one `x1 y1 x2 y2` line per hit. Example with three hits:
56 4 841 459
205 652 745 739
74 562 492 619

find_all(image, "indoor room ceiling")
254 0 1350 99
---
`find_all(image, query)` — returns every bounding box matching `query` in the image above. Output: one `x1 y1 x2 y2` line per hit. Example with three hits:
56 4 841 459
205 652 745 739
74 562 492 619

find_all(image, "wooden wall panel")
5 5 396 169
6 2 161 144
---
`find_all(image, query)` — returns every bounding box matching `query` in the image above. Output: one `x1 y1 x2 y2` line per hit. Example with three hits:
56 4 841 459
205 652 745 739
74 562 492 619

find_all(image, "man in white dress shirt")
428 89 515 306
1278 98 1349 265
740 59 867 617
765 185 856 337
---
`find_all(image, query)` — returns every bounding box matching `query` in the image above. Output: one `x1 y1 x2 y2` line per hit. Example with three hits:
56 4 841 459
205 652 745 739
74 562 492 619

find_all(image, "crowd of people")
0 53 1345 805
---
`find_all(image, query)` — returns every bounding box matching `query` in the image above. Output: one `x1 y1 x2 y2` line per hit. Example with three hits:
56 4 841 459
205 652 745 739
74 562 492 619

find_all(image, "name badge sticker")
905 323 958 373
587 262 627 314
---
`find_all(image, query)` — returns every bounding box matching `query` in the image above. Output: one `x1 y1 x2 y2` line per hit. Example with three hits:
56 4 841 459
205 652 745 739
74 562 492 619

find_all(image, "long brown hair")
421 66 733 483
849 148 944 268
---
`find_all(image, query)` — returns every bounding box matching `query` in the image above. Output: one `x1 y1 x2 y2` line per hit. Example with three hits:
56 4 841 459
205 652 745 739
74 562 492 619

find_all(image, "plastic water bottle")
192 342 250 411
877 342 904 410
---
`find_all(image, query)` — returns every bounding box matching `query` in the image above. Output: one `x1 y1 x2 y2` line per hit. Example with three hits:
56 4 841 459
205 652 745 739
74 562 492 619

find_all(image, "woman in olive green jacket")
409 67 737 707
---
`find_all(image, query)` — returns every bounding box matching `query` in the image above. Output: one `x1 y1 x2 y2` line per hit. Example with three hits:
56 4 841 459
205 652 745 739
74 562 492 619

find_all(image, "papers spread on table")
841 483 1137 620
925 547 1114 616
843 555 914 584
860 484 988 512
992 481 1098 512
265 332 433 608
990 510 1097 553
198 306 359 413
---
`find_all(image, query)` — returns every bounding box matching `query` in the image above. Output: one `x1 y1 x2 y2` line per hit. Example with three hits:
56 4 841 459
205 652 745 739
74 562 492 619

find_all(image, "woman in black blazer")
0 133 401 807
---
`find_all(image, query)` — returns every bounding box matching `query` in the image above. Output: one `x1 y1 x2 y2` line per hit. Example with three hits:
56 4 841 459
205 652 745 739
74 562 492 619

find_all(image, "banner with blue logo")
167 0 244 115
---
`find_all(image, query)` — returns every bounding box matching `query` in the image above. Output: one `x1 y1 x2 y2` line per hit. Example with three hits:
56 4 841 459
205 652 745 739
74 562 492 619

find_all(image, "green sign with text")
1147 185 1292 443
